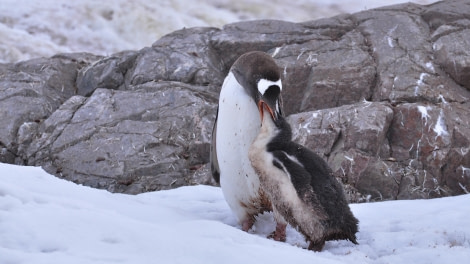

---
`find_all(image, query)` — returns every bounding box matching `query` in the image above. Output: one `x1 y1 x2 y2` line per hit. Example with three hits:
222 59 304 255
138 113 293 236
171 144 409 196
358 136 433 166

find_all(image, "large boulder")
22 85 217 194
0 53 100 163
1 0 470 199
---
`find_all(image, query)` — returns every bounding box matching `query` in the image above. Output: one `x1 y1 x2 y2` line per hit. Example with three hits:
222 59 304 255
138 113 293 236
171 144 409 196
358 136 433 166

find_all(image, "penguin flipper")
210 107 221 183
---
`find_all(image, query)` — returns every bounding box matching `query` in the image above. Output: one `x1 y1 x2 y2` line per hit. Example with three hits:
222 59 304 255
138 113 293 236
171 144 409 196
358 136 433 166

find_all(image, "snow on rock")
417 105 430 125
1 163 469 264
433 110 449 138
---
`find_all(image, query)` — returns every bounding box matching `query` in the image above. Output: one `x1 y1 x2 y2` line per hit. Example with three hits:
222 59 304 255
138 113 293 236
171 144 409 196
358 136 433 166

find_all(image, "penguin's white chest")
216 72 263 220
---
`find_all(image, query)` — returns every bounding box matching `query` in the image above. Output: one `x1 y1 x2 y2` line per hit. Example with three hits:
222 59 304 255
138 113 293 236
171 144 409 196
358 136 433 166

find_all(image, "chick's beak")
257 100 276 122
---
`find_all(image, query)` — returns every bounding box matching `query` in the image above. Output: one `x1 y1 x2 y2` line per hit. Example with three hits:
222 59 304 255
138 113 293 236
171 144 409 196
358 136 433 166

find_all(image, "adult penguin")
210 51 284 233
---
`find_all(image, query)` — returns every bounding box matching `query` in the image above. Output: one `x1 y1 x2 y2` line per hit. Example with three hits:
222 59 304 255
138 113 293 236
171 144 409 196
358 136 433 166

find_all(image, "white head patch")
257 78 282 95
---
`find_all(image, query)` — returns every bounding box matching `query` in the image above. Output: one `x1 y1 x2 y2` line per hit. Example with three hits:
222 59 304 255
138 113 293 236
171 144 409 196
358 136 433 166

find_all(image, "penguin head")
230 51 283 122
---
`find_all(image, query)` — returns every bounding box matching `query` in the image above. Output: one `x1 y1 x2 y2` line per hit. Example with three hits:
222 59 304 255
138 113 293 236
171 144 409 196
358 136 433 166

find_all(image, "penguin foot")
241 218 255 232
308 240 325 252
268 223 287 242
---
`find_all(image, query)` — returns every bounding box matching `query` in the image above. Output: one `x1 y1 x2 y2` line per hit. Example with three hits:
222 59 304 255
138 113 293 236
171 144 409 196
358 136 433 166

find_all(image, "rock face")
1 0 470 200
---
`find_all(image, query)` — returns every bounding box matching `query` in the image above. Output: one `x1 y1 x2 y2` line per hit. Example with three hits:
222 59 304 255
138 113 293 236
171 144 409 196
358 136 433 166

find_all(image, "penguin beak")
257 100 276 122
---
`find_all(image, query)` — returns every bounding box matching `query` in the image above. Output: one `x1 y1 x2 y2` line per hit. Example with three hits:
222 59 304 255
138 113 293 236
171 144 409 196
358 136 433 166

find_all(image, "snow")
414 73 428 96
417 105 430 125
425 62 436 73
417 73 428 87
272 47 282 57
387 37 395 48
416 106 449 139
0 0 438 63
1 163 469 264
433 110 449 138
438 94 448 104
386 25 399 48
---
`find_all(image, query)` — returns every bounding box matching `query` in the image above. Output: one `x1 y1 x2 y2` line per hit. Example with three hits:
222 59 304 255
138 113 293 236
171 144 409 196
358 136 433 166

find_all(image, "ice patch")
362 98 372 107
417 105 430 125
417 73 428 86
386 25 398 48
306 53 318 65
433 110 448 138
272 47 281 57
425 62 435 73
461 166 470 178
387 36 394 48
461 148 469 155
414 73 428 96
299 120 311 133
388 25 398 34
438 94 448 104
416 139 422 158
459 182 469 194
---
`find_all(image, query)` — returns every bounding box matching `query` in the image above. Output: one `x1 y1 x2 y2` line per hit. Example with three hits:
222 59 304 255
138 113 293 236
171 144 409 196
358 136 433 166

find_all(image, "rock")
274 20 376 114
76 51 135 96
0 53 100 163
286 102 395 201
432 22 470 91
130 27 224 88
0 147 16 164
24 86 217 194
1 0 470 198
211 20 320 73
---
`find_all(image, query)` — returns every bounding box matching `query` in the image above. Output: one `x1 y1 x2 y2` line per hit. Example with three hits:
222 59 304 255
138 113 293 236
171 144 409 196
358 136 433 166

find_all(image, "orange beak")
257 100 276 122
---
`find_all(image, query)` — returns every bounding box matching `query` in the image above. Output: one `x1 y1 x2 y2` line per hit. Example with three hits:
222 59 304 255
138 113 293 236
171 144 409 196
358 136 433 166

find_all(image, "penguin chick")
248 94 359 251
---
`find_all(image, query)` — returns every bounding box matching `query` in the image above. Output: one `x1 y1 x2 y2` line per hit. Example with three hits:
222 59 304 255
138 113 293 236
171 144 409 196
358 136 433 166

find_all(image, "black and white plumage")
248 93 359 251
210 51 284 232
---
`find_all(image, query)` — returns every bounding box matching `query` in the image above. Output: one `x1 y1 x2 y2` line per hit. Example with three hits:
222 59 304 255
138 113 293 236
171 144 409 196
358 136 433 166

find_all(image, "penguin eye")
257 78 282 95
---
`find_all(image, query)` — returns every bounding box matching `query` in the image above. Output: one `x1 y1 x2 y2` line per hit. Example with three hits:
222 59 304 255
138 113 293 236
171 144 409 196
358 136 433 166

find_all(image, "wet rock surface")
1 0 470 200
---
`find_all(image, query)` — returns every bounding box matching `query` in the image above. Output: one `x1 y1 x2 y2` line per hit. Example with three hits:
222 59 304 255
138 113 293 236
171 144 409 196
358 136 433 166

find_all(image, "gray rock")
130 27 224 88
25 86 217 194
432 22 470 91
286 102 395 201
0 53 99 163
1 0 470 199
274 21 376 114
76 51 135 96
211 20 322 72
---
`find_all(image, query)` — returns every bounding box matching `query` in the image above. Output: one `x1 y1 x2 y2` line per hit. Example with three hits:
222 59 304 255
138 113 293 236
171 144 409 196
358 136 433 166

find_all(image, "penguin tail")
348 234 359 245
323 230 359 245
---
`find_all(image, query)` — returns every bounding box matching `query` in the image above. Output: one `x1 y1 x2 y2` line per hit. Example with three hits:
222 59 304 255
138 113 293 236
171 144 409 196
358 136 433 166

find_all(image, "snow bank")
0 0 437 63
0 163 469 264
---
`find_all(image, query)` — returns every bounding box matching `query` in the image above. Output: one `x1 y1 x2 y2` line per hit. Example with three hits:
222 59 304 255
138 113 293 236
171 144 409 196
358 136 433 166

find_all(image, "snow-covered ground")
1 162 469 264
0 0 437 63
